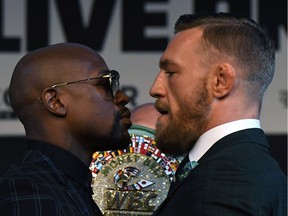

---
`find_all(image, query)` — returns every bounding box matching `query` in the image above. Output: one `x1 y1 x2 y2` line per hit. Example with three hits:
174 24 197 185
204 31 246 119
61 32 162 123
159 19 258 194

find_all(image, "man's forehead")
159 28 203 67
167 27 203 51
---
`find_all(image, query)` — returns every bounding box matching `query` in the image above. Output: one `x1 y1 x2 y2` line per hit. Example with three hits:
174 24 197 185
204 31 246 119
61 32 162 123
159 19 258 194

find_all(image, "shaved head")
9 43 107 126
130 103 161 130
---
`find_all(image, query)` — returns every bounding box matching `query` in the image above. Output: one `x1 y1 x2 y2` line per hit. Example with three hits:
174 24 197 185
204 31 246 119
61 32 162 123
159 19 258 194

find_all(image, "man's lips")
155 103 168 115
120 108 132 128
121 108 131 119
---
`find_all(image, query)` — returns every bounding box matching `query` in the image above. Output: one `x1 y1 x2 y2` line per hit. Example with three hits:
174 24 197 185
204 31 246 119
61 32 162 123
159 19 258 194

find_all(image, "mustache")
154 100 169 114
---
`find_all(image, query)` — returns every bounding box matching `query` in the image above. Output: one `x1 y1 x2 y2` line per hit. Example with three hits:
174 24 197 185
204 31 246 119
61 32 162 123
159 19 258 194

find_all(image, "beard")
96 111 131 151
108 115 131 150
155 82 211 157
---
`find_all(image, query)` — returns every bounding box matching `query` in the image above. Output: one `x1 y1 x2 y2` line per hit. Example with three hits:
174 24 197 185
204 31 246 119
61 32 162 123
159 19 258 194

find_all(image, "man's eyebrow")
95 69 110 77
159 59 179 69
100 69 111 74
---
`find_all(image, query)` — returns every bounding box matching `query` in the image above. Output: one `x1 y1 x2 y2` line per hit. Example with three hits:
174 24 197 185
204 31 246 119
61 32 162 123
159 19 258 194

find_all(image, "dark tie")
170 155 198 190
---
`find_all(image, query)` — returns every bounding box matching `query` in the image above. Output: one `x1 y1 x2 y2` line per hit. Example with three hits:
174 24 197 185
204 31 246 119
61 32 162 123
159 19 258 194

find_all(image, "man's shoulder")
0 152 79 215
0 152 66 201
0 150 62 185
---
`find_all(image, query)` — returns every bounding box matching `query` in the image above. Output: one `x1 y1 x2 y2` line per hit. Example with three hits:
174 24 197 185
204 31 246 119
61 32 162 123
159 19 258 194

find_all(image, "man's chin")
109 133 131 150
155 128 189 156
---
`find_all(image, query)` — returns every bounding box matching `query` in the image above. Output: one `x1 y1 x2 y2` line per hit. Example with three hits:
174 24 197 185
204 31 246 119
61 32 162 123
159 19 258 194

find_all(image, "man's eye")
91 78 107 85
165 71 176 77
96 79 110 88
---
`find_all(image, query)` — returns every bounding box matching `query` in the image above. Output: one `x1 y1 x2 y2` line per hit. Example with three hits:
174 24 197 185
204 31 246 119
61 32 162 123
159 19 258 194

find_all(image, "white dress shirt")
188 119 261 162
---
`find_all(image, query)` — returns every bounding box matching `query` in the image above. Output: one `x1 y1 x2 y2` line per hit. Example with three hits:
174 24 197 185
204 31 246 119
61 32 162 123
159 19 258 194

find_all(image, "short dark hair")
175 12 275 100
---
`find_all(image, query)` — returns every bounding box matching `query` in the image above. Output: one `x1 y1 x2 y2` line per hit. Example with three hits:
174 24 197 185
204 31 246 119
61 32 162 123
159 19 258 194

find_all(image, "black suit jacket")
0 149 102 216
153 129 287 216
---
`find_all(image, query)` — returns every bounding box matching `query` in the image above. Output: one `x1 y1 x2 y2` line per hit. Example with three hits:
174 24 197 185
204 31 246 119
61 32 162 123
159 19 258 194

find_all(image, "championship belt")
90 130 179 216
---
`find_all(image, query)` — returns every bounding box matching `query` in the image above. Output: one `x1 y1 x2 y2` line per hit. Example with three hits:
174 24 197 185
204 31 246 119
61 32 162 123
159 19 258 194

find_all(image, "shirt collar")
27 140 93 192
128 125 155 138
188 119 261 162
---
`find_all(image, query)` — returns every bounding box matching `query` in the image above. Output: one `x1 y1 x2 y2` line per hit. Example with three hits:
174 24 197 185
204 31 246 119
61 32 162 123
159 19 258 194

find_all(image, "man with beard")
150 13 287 216
0 43 132 216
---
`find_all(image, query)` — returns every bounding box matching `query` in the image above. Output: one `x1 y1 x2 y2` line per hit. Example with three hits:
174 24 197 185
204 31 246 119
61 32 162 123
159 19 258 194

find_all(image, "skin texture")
150 27 260 156
130 103 161 130
9 43 132 165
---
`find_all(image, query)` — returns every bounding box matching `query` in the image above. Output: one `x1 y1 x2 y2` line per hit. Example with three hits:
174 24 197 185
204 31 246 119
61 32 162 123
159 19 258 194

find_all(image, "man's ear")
213 64 236 99
41 88 67 117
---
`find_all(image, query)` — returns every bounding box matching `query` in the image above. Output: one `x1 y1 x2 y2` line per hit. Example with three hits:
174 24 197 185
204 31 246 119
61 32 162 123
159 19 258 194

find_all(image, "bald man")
128 103 161 137
0 43 132 215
